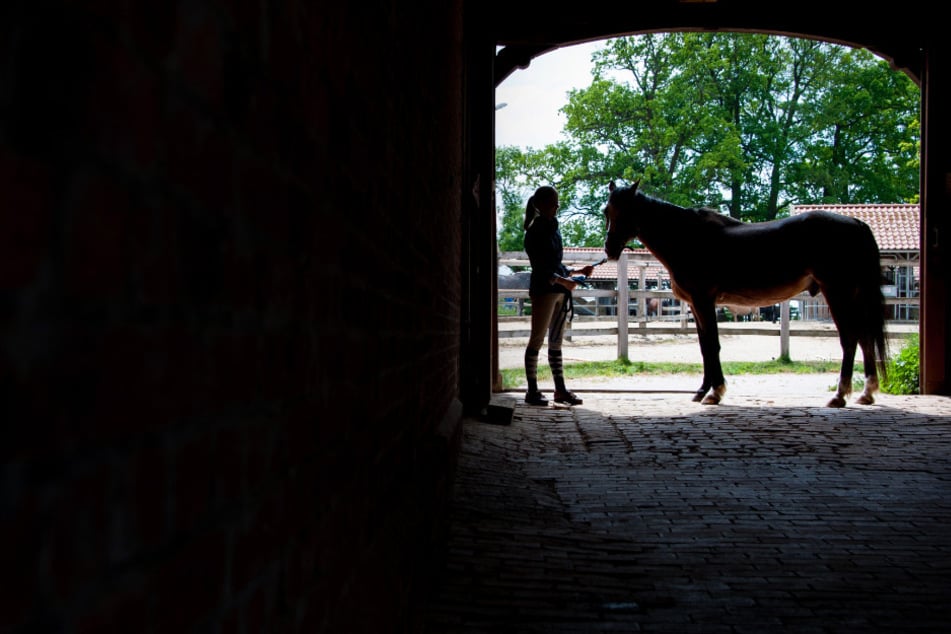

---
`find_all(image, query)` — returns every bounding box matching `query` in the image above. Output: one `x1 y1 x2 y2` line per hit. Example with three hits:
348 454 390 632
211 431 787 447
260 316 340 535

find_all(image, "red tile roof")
789 204 919 252
561 247 670 282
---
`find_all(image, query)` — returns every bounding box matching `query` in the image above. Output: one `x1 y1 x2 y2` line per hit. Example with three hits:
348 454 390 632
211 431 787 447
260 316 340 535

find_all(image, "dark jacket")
524 215 570 297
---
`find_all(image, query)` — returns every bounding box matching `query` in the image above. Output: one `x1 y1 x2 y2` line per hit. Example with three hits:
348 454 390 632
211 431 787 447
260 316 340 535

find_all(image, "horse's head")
603 179 641 260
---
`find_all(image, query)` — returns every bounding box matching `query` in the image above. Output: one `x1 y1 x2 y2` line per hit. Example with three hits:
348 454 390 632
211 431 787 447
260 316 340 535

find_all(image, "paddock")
497 319 918 369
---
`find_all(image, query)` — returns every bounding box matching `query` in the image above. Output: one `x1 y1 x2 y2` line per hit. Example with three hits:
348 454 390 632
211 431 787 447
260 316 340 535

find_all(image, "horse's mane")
634 189 743 228
692 205 744 228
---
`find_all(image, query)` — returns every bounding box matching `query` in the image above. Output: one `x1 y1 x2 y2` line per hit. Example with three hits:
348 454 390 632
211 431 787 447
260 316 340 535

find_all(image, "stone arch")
474 6 947 400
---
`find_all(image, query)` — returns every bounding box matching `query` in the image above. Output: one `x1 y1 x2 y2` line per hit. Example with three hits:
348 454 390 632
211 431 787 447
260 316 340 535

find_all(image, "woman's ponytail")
524 185 557 230
523 195 537 230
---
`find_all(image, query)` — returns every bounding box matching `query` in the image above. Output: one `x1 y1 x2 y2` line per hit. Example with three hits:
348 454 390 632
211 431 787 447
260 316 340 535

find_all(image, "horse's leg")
691 301 726 405
827 341 856 408
855 338 880 405
826 297 857 408
689 302 711 401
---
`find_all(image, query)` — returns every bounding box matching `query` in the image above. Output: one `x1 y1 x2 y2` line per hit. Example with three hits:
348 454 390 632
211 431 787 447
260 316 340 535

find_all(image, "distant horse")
720 304 758 322
603 180 887 407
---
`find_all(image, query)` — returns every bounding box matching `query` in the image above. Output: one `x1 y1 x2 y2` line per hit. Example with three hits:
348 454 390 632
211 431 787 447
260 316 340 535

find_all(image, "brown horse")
720 304 757 321
603 180 887 407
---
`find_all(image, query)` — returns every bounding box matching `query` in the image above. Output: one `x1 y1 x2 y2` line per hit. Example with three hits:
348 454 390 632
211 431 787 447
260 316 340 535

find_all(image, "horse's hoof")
701 385 725 405
855 394 875 405
692 391 706 402
701 383 726 405
826 396 847 408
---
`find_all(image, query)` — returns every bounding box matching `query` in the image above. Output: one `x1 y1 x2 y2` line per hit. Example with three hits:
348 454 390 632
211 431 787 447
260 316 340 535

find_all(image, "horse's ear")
609 181 616 192
632 178 640 193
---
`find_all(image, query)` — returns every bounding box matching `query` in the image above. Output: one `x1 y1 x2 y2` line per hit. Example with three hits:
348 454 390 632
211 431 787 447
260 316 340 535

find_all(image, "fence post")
780 300 790 358
637 265 648 329
617 252 629 360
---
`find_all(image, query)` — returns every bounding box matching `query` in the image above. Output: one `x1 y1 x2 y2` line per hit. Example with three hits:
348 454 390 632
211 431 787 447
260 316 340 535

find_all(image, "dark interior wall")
1 2 464 632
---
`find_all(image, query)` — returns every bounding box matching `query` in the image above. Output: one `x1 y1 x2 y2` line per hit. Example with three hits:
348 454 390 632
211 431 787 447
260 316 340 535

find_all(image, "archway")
472 9 947 405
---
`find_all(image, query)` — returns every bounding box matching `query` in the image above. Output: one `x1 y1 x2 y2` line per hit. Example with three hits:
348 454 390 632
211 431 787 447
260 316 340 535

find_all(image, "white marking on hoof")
701 384 726 405
827 377 852 408
855 375 878 405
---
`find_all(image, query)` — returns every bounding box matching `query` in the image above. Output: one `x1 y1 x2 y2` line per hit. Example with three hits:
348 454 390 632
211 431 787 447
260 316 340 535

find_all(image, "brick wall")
1 2 464 632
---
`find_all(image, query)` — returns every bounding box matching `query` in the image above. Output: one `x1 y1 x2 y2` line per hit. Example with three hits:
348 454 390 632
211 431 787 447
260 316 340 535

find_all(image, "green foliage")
495 144 610 251
496 32 920 243
882 334 920 395
499 358 851 391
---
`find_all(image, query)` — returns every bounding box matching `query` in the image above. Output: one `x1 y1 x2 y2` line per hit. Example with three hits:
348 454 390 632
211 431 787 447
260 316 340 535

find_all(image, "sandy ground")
498 325 913 368
497 321 916 396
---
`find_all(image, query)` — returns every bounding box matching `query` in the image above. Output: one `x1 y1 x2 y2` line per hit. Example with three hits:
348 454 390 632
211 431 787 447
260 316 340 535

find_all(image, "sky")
495 41 605 149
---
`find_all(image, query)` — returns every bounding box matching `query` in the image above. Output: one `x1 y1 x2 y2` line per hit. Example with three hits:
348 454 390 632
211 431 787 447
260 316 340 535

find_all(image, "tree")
495 143 608 250
496 32 920 239
788 47 920 204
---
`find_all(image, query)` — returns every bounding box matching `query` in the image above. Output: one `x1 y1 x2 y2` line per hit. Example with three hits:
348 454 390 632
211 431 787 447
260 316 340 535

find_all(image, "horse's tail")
858 223 889 380
865 278 889 382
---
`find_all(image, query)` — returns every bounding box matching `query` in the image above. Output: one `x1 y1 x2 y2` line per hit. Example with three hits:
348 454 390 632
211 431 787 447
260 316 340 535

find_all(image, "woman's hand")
554 276 578 291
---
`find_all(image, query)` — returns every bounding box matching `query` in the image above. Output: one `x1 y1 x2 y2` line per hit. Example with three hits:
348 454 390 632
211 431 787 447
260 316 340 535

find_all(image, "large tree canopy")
496 33 920 251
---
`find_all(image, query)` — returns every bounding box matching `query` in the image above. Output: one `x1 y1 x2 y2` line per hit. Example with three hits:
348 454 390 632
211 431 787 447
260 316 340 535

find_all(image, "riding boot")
524 348 547 405
551 351 582 405
525 348 540 390
548 349 564 389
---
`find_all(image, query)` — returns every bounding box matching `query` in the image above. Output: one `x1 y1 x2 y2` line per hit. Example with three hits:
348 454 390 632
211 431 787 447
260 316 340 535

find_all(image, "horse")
603 180 888 407
720 303 758 322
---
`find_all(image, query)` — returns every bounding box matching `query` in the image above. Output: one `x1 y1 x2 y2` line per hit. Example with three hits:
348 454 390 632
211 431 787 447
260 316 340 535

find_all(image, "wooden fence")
498 251 918 359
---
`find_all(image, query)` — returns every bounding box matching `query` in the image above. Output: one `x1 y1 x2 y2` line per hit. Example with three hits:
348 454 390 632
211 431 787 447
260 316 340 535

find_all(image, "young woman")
522 186 594 406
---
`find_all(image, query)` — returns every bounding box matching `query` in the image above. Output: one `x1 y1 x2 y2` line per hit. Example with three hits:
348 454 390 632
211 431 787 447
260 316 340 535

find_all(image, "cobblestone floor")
423 387 951 633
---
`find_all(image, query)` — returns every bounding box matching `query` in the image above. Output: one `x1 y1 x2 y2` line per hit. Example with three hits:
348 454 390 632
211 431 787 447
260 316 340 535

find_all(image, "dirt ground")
497 321 916 397
498 327 913 369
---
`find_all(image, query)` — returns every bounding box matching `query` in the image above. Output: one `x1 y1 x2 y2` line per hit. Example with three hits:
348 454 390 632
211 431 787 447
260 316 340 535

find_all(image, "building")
791 204 920 321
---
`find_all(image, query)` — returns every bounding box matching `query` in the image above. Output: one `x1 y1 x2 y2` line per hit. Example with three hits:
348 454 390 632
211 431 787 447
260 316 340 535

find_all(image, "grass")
500 357 856 391
881 333 920 394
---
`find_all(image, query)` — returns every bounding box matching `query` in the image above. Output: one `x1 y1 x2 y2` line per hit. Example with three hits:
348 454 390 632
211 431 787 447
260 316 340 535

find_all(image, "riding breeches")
524 292 569 384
